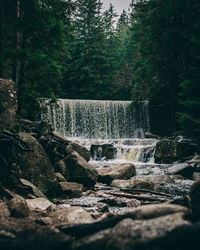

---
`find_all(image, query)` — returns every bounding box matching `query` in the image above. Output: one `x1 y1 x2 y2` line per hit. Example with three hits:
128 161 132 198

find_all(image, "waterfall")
40 99 150 139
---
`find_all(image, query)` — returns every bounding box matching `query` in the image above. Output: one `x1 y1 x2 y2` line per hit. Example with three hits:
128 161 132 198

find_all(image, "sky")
101 0 131 16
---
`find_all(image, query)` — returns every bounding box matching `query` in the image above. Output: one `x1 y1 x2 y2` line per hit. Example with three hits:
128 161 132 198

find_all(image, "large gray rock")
130 203 189 220
111 175 174 190
90 144 117 160
43 207 94 226
56 151 98 188
168 163 194 178
0 201 10 217
26 198 54 211
66 142 90 162
0 79 17 129
190 177 200 221
155 138 198 163
16 133 58 195
20 179 47 199
58 182 84 197
72 213 190 250
98 163 136 184
7 196 29 218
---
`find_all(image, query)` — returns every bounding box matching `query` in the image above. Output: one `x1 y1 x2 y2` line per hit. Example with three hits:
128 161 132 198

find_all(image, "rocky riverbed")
0 78 200 250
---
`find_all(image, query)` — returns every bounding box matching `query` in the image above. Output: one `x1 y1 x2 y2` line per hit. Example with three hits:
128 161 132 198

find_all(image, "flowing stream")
41 99 193 213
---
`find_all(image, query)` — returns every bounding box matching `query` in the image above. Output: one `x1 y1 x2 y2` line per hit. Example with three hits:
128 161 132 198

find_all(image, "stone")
130 203 189 220
39 133 70 164
72 213 190 250
17 119 52 139
154 139 177 163
0 78 17 129
105 213 190 250
0 201 10 217
58 182 84 197
55 151 98 188
66 142 90 162
56 173 67 182
168 163 194 178
145 132 160 139
16 132 58 195
97 163 136 184
20 179 47 199
155 138 199 164
90 144 117 160
26 198 54 211
111 175 174 190
43 207 95 225
190 177 200 221
7 196 29 218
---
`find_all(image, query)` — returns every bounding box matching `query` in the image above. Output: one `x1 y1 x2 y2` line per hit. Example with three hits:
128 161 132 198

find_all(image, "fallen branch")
105 191 168 202
120 188 174 198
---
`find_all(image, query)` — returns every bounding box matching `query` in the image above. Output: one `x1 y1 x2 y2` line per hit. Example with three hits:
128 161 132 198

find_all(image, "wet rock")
0 78 17 129
26 198 54 211
168 163 194 178
20 179 47 199
16 132 58 195
71 213 190 250
0 201 10 217
130 203 189 220
190 177 200 221
55 151 98 188
97 163 136 184
66 142 90 162
193 172 200 181
154 139 177 163
17 119 52 139
90 144 117 160
7 196 29 218
56 173 67 182
44 207 95 225
39 132 71 164
155 138 198 164
58 182 84 197
111 175 174 190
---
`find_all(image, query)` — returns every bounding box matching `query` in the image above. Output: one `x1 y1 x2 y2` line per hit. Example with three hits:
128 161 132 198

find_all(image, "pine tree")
63 0 117 100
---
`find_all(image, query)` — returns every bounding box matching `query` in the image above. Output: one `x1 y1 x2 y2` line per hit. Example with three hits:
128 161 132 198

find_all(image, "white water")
40 99 150 139
40 98 158 164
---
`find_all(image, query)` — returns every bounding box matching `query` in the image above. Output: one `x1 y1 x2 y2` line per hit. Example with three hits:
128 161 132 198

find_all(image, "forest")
0 0 200 138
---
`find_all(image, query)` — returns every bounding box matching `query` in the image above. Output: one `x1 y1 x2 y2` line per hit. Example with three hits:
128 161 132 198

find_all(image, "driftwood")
105 191 168 202
120 188 174 198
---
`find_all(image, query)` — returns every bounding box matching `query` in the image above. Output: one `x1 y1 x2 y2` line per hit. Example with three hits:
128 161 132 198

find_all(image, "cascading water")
40 99 150 139
40 98 156 164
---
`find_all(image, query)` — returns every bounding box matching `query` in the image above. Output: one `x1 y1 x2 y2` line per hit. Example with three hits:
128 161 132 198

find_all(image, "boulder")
17 119 52 139
56 173 67 182
168 163 194 178
71 213 190 250
55 151 98 188
7 196 29 218
0 201 10 217
26 198 54 211
105 213 190 250
97 163 136 184
130 203 189 220
90 144 117 160
20 179 47 199
111 175 174 190
43 207 94 225
66 142 90 162
0 78 17 129
190 177 200 221
58 182 84 197
155 138 198 164
16 133 58 195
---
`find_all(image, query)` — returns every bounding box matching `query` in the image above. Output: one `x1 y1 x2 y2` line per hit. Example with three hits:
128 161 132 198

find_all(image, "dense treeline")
0 0 199 137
